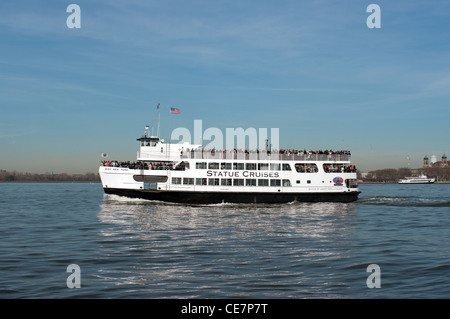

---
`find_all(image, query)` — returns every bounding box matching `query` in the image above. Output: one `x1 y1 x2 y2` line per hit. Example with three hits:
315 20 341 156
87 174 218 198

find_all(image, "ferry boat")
99 125 360 204
398 174 435 184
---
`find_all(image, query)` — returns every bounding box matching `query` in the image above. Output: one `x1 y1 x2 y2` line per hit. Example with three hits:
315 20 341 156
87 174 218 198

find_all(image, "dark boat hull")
103 188 360 204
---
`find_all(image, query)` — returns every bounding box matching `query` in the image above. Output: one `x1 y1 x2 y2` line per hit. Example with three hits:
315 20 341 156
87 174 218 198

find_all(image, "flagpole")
156 104 180 139
157 103 161 138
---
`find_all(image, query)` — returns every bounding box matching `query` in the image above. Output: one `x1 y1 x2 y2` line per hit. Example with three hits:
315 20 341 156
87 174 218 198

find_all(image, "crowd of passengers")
101 160 356 173
182 148 351 157
294 164 356 173
322 164 357 173
279 149 351 155
100 161 185 170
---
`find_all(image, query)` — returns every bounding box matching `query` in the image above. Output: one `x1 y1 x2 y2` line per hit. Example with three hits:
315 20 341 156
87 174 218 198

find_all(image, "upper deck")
180 149 351 162
135 128 351 163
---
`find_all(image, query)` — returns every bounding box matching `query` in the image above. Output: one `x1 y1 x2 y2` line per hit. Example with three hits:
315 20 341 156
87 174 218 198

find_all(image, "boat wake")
102 193 254 207
102 194 177 206
357 196 450 207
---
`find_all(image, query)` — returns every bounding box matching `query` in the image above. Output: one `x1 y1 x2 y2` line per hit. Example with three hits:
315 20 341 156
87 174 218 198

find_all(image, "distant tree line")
421 167 450 182
2 166 449 183
359 167 450 183
0 170 100 182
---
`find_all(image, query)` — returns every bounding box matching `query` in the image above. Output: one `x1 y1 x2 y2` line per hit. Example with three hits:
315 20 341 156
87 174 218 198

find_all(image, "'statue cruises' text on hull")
99 125 360 204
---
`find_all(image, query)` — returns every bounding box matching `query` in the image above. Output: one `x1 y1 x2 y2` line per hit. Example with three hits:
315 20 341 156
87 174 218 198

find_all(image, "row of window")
294 163 318 173
195 162 319 173
196 162 292 171
172 177 292 187
193 162 356 174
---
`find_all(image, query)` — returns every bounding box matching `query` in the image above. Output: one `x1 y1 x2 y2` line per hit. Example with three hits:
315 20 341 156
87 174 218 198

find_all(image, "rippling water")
0 183 449 298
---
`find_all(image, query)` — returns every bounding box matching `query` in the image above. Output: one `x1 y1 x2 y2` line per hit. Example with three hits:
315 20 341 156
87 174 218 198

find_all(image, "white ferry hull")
99 165 360 204
398 180 435 184
398 175 435 184
99 123 360 205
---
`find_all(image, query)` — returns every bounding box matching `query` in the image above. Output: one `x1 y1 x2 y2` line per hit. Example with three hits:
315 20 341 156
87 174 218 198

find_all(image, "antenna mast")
157 103 161 138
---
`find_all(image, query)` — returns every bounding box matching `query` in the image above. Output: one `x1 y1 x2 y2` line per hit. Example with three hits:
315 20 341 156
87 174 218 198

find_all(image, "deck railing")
180 150 351 162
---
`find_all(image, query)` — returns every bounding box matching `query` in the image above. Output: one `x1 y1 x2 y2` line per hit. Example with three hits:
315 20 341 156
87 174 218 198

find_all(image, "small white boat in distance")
398 174 435 184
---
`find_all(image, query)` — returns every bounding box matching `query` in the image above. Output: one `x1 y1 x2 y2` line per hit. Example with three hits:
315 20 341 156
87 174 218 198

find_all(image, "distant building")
424 154 448 168
431 154 438 165
360 172 370 178
423 155 429 168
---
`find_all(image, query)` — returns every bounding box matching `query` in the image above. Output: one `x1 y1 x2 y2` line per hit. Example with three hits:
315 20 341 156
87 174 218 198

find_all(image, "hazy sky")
1 0 449 173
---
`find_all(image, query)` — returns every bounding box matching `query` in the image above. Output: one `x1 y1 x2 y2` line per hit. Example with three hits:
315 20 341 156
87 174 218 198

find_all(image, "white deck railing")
180 150 351 162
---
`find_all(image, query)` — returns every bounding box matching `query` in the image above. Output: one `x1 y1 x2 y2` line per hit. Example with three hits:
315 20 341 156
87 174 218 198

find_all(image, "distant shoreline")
2 168 449 184
0 171 100 183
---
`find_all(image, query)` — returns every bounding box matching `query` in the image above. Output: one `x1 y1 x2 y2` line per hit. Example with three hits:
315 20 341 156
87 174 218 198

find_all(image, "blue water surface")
0 182 449 298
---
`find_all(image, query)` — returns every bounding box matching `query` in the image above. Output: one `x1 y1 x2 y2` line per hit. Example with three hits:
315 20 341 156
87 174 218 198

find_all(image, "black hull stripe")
103 188 360 204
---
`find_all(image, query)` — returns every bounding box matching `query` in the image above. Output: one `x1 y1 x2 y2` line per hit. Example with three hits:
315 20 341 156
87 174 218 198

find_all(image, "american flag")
170 107 180 114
